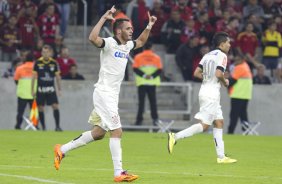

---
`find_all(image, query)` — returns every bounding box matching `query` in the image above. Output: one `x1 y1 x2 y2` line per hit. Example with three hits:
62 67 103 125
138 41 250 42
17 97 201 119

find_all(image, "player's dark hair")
212 32 229 48
42 44 52 51
113 18 130 35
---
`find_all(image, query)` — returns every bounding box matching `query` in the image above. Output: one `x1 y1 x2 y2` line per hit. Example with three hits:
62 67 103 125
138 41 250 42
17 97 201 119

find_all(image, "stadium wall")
0 79 281 135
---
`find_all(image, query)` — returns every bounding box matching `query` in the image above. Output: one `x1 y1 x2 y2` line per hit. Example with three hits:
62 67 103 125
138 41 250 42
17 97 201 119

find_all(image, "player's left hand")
147 11 157 25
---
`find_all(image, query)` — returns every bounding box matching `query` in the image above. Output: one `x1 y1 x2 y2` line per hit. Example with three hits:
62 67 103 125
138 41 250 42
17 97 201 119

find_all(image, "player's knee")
93 133 105 140
201 123 210 131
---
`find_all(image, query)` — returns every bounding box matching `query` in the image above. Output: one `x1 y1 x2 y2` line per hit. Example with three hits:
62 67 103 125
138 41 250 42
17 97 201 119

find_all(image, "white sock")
109 138 123 177
175 123 203 141
213 128 225 159
60 131 94 154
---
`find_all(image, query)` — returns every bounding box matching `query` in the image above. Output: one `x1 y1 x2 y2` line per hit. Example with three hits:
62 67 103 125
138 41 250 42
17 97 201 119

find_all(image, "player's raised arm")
89 6 116 47
134 11 157 49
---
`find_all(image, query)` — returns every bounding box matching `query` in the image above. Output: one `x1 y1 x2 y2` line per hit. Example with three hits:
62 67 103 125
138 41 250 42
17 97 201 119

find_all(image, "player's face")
41 48 51 59
120 21 133 41
221 38 231 53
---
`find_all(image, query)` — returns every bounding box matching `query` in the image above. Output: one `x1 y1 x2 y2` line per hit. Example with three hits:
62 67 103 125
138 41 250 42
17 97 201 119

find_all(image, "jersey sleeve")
102 37 112 51
127 40 136 50
217 53 227 71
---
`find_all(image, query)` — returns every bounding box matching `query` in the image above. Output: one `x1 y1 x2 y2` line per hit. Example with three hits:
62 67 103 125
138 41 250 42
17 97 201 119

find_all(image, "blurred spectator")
181 17 197 43
262 21 282 80
215 9 230 32
37 0 60 17
223 0 243 19
236 22 259 72
56 46 76 77
53 34 65 58
13 52 35 129
192 0 208 18
132 41 162 126
17 6 39 50
208 0 222 24
0 0 10 18
62 64 84 80
126 1 147 39
228 54 253 134
149 0 168 44
224 17 240 53
0 15 20 62
37 3 60 48
245 13 263 39
33 38 44 59
175 36 200 81
253 64 272 84
54 0 71 37
17 0 38 19
243 0 265 25
173 0 192 21
262 0 280 29
194 11 214 44
161 9 185 53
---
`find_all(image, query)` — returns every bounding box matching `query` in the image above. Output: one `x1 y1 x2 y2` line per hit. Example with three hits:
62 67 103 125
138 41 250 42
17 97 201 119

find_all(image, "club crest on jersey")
114 51 129 59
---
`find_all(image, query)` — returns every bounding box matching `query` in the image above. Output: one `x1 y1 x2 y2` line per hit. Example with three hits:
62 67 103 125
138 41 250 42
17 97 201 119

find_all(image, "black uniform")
33 57 60 106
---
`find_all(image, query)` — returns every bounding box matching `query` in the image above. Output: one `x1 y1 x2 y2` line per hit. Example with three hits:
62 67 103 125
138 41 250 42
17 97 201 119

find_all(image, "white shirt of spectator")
94 37 135 94
198 49 227 100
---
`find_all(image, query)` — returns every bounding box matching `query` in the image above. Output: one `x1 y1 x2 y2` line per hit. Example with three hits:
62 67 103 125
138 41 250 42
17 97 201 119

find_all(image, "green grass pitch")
0 130 281 184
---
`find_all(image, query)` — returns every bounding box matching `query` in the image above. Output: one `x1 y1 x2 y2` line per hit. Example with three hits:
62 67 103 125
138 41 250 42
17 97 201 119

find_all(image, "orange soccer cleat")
54 144 64 170
114 171 139 182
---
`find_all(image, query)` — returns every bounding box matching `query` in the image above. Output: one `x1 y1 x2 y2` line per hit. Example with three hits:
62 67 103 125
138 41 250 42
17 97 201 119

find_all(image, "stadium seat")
157 119 175 133
23 116 37 131
242 121 261 136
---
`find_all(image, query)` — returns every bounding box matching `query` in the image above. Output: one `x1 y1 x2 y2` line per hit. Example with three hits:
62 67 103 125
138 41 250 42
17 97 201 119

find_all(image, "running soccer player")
54 6 157 182
168 32 237 164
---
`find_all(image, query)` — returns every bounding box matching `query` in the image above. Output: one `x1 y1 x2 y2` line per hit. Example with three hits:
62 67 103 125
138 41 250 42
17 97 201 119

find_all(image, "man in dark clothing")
62 64 85 80
31 44 62 131
253 64 271 84
161 9 186 53
175 36 200 81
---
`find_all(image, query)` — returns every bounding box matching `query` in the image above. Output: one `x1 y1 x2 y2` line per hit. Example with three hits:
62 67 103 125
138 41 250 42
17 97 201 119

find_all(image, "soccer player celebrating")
168 32 237 164
54 5 157 182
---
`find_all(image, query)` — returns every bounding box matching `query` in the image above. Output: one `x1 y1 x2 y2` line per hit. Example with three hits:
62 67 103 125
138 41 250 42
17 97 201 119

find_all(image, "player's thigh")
195 97 218 125
46 93 58 106
36 92 46 106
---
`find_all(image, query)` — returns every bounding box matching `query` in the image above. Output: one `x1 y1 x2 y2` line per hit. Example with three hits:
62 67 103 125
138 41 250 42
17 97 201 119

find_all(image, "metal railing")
81 0 87 49
120 82 192 115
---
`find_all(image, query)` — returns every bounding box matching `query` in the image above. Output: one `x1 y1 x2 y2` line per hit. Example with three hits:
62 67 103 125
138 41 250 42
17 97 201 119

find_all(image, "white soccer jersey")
94 37 135 94
198 49 227 100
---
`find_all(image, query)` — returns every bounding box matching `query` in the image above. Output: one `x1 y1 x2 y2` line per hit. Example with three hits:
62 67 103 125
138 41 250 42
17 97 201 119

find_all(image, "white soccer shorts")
88 89 121 131
194 96 223 125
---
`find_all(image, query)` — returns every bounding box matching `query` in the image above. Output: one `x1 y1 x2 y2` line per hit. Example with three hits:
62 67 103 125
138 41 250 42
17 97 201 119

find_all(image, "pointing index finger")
147 11 151 18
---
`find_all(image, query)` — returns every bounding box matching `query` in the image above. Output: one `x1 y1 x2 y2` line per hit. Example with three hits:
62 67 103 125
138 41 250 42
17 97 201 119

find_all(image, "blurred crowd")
0 0 85 79
109 0 282 83
1 0 282 83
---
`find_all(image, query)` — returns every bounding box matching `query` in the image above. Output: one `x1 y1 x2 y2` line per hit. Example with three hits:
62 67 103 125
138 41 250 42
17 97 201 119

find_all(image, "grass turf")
0 130 281 184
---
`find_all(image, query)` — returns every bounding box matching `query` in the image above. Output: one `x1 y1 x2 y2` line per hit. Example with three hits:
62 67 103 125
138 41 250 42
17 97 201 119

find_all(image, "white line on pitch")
1 164 282 181
0 173 74 184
